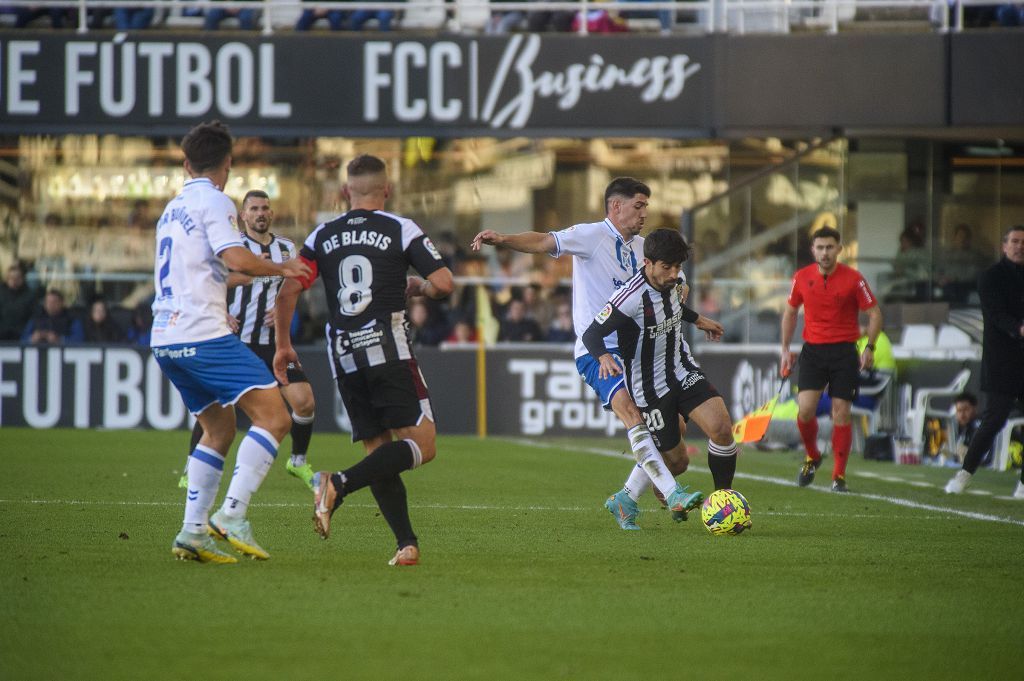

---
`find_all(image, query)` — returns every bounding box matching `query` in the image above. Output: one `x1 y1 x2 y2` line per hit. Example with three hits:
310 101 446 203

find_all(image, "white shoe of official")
944 469 972 494
1013 481 1024 499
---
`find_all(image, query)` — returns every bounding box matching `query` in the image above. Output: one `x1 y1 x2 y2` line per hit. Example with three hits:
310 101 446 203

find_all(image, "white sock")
623 464 653 501
182 445 225 534
221 427 279 519
289 454 306 467
627 424 678 498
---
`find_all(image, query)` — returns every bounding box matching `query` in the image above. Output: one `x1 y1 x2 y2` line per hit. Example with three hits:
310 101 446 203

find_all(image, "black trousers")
962 391 1023 477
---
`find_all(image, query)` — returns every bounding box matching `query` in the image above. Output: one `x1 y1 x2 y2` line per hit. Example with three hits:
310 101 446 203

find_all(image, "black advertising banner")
0 32 714 136
3 31 1011 136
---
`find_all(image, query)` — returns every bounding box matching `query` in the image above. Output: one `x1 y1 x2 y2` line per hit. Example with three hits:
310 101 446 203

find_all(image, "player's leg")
685 393 740 491
795 345 828 486
154 344 237 563
642 394 705 521
281 378 316 490
945 391 1017 494
824 343 860 492
178 419 205 488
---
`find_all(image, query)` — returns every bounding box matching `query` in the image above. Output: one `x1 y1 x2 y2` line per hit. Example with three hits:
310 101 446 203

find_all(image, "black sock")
371 475 417 549
290 416 313 457
335 440 416 498
708 453 737 490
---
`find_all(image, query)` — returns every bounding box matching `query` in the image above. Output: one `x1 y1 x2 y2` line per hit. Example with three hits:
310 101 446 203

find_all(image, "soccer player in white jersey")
153 121 310 564
182 190 319 491
472 178 705 530
582 229 739 501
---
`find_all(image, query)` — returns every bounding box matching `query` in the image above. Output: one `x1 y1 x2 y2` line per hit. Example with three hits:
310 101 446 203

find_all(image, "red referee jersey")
787 262 877 344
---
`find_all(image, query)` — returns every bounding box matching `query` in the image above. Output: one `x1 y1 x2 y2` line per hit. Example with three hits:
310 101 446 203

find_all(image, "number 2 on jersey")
157 237 173 297
337 254 373 316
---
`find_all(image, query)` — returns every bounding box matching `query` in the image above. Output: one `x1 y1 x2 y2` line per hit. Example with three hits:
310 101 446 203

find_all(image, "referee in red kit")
780 226 883 492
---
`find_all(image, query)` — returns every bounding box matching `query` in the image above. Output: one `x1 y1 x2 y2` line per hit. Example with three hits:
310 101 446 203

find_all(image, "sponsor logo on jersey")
680 371 704 391
647 308 684 339
347 217 367 225
595 303 613 324
423 237 443 261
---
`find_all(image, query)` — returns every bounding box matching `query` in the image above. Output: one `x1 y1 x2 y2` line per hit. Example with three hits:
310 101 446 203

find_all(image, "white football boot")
944 469 972 494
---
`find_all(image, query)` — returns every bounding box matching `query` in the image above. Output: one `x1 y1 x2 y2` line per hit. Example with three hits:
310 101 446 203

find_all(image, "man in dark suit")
945 225 1024 498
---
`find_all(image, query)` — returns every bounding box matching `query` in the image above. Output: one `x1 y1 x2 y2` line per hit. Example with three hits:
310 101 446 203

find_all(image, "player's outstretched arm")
695 315 724 342
221 246 311 280
272 278 304 385
471 230 556 255
407 268 455 300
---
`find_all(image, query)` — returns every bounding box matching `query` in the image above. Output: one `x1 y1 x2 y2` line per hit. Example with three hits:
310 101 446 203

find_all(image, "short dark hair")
241 189 269 208
1004 225 1024 242
955 391 977 406
644 228 691 265
811 226 842 243
180 120 233 173
605 177 651 209
347 154 387 178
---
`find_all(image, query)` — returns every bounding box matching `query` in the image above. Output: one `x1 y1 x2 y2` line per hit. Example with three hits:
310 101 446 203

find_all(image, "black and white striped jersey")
581 270 703 408
298 208 446 374
227 232 296 346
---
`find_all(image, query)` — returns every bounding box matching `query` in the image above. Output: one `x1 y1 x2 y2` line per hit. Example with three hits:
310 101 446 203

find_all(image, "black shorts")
248 343 308 385
336 359 434 442
640 377 720 452
797 342 859 401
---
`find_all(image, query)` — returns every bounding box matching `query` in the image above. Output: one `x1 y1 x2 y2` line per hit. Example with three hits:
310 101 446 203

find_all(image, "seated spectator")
937 223 988 303
14 6 67 28
408 297 448 346
950 392 992 467
349 7 394 31
487 0 527 34
995 4 1024 25
295 0 345 30
22 289 84 345
621 0 673 34
125 302 152 346
204 1 259 30
527 9 575 32
545 301 575 343
0 263 39 341
83 298 126 343
113 7 155 30
499 298 542 342
443 316 478 346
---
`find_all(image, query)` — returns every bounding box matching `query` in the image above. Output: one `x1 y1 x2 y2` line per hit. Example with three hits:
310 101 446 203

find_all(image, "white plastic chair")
401 0 448 29
993 417 1024 471
936 324 972 348
900 324 937 350
850 370 894 451
907 368 972 448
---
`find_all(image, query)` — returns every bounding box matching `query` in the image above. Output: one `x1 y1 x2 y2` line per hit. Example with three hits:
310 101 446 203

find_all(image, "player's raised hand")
471 230 503 251
696 315 724 341
280 258 312 280
273 347 298 385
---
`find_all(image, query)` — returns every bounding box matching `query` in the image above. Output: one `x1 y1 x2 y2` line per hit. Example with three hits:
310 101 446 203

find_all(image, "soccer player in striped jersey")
273 154 454 567
181 190 318 491
582 229 740 506
472 178 701 530
155 121 311 563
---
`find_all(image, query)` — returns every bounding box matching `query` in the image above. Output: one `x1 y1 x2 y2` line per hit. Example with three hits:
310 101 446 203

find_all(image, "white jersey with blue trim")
151 177 244 347
550 218 646 359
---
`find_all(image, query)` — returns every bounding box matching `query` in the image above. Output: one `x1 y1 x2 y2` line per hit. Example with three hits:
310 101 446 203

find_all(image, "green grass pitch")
1 427 1023 680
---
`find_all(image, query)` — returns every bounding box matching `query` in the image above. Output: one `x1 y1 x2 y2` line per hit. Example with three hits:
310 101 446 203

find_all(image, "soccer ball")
701 489 752 536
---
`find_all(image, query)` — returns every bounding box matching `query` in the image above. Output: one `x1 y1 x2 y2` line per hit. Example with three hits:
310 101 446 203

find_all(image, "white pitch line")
505 438 1024 528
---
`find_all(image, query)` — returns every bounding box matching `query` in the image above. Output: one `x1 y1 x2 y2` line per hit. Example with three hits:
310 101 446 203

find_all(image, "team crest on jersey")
595 303 613 324
423 237 443 261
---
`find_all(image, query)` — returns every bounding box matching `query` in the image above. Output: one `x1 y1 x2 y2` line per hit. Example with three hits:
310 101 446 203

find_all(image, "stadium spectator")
499 297 542 342
443 316 477 345
13 5 67 28
582 229 729 518
545 300 575 343
295 1 345 30
348 6 394 30
945 225 1024 498
125 302 152 346
113 7 155 30
472 178 709 531
155 120 310 564
937 222 989 303
949 392 991 467
21 289 83 345
82 298 125 343
0 263 38 341
486 1 527 34
204 0 259 30
526 8 575 32
781 226 883 493
408 296 448 346
274 153 454 567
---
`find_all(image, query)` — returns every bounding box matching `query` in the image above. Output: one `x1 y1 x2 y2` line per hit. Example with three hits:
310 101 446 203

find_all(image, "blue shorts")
153 334 276 415
576 351 626 411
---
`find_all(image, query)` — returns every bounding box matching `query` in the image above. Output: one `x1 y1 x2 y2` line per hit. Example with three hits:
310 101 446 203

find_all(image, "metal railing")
0 0 1001 36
